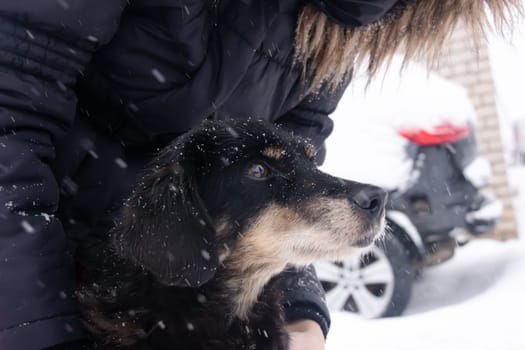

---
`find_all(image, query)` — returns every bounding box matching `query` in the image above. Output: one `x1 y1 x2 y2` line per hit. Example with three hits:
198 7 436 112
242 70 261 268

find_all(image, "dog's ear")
112 145 218 287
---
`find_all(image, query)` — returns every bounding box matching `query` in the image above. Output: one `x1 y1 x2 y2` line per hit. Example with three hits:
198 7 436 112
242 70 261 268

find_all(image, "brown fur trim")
294 0 522 93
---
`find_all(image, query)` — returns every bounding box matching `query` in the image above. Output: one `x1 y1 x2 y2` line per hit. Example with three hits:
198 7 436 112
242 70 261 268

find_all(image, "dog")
77 119 387 350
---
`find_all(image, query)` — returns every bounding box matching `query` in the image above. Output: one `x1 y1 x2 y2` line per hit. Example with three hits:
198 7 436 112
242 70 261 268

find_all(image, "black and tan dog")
78 119 386 350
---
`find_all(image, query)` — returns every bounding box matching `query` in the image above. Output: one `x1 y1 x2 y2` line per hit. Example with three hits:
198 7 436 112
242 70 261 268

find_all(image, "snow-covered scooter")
315 121 502 318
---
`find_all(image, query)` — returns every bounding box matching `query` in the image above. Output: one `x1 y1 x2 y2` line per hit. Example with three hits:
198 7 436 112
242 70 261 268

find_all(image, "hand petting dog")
287 320 326 350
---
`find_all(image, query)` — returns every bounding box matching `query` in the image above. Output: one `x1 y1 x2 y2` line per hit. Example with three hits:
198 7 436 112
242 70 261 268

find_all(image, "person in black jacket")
0 0 518 349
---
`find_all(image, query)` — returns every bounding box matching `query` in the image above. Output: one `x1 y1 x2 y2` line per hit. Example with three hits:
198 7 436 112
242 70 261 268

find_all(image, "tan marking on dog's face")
304 143 317 160
262 146 286 160
222 199 385 319
214 217 231 238
214 218 233 263
217 242 232 264
247 200 383 263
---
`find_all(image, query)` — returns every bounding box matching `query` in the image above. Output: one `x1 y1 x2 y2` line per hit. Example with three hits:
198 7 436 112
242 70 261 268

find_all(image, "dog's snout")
351 187 387 217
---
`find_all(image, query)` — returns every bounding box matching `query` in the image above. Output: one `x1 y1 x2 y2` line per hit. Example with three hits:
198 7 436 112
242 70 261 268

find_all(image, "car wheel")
315 234 415 318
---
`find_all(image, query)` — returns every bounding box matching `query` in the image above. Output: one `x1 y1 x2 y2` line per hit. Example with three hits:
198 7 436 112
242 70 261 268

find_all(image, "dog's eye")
247 163 270 179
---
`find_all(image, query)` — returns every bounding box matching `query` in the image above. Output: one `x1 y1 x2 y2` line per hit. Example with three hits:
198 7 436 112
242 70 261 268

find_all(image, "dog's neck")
219 259 287 321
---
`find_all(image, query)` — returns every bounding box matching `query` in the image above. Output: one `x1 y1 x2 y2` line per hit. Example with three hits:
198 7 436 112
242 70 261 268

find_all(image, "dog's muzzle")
349 186 387 247
351 187 387 220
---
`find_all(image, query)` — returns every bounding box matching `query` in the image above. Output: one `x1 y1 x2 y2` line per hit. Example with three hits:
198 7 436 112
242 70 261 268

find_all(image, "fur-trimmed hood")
295 0 522 91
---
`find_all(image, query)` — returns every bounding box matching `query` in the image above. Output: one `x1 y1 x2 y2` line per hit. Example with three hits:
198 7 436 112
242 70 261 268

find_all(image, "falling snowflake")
56 0 70 9
128 102 139 112
21 220 35 234
151 68 166 83
225 126 239 138
56 80 67 91
36 280 46 288
25 30 35 40
115 158 128 169
61 177 78 195
64 323 74 333
201 250 211 261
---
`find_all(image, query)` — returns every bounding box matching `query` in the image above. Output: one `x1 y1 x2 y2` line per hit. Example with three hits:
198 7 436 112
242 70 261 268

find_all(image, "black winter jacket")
76 0 341 152
0 1 350 349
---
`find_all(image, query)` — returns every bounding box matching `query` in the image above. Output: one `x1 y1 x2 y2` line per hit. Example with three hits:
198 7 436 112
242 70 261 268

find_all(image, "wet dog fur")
77 119 386 350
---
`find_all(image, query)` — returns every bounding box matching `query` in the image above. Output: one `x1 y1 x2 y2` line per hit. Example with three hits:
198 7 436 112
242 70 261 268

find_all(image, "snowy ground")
326 238 525 350
326 167 525 350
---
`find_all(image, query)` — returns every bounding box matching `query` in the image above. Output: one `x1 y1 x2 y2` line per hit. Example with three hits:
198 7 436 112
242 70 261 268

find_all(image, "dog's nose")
351 187 387 218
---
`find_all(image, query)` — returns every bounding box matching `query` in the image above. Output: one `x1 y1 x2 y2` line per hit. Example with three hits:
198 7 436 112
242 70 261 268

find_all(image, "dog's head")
112 119 386 288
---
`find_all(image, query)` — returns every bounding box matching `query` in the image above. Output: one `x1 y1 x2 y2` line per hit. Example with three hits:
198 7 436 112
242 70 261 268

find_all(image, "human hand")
285 319 326 350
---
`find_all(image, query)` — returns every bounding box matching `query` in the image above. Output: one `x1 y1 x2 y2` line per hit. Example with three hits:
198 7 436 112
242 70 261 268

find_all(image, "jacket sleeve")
80 0 280 146
275 79 350 164
0 3 126 349
279 265 331 337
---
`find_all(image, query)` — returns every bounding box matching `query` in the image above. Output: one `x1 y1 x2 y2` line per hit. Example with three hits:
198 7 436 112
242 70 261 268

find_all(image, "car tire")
379 233 415 317
315 233 415 318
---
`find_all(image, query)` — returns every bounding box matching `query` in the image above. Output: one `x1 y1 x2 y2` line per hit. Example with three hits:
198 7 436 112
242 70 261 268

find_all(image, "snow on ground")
326 238 525 350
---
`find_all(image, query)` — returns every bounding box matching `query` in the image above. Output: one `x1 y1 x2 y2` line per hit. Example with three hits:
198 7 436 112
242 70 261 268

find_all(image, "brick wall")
434 26 518 240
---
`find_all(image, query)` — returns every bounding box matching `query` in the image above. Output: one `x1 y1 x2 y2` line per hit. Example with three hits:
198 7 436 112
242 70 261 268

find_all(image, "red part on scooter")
398 121 470 145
